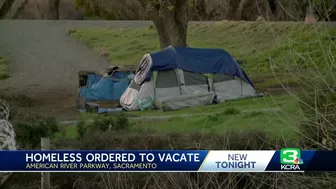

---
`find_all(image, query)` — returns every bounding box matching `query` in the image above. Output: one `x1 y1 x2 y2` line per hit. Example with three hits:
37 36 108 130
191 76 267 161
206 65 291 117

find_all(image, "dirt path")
0 20 132 120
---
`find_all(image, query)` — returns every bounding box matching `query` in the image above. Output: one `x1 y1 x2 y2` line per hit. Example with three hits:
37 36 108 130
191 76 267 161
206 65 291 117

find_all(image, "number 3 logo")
280 148 301 164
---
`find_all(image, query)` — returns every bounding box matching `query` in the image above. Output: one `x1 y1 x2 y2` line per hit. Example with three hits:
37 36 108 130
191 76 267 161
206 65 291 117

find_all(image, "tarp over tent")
142 46 254 88
78 72 129 101
77 66 136 113
120 46 258 111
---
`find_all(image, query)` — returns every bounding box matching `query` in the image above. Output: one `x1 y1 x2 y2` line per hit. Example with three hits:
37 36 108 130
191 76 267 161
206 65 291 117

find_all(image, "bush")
73 128 276 151
77 113 129 140
297 71 336 149
5 171 336 189
243 111 264 118
13 114 59 149
223 108 241 115
76 120 88 139
4 130 336 189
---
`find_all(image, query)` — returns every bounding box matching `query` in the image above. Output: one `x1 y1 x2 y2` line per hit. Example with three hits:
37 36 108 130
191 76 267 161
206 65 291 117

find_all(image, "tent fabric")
119 46 258 112
182 85 209 95
134 54 152 84
180 70 209 95
78 73 129 101
147 46 254 88
120 86 139 106
155 92 215 111
119 80 142 107
213 74 235 82
137 96 155 111
120 81 154 111
214 79 255 101
183 70 209 86
155 70 180 97
156 70 179 88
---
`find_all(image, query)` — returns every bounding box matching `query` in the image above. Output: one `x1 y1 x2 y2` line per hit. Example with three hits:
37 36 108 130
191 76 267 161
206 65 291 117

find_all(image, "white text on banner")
198 150 275 172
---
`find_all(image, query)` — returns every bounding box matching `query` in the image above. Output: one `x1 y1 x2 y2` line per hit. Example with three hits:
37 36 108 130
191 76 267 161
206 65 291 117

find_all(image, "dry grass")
92 45 110 57
4 130 336 189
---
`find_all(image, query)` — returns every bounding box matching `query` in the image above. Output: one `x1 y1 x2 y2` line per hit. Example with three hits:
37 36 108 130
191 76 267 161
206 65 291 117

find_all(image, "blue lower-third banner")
0 149 335 172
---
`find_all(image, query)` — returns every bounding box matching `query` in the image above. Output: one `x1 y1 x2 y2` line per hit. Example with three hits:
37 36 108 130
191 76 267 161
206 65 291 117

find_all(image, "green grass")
128 94 291 116
55 124 78 138
58 95 300 142
0 56 9 80
131 109 299 142
70 21 336 88
58 105 299 143
70 95 291 118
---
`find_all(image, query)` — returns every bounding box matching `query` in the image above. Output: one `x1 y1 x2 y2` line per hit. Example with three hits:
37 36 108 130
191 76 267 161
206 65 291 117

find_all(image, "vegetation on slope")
4 107 335 189
70 21 336 88
54 95 298 143
66 21 336 142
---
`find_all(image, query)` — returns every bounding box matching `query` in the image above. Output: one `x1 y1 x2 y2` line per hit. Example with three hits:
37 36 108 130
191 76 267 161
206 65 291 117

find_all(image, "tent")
77 66 136 112
120 46 257 111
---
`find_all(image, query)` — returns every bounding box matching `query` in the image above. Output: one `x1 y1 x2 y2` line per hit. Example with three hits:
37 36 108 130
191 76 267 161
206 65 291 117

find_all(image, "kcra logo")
280 148 304 171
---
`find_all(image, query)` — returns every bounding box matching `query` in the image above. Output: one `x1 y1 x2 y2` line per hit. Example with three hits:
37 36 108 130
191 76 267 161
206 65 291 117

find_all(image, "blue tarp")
148 46 254 88
78 72 130 101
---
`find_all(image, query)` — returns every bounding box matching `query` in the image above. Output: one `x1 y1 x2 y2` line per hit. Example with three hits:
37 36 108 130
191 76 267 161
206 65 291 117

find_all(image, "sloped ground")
71 21 336 98
71 21 336 83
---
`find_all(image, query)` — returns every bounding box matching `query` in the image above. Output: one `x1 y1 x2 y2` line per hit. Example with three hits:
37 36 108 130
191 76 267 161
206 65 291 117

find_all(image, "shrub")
76 120 87 139
92 114 114 132
77 129 275 150
13 114 59 149
297 71 336 149
206 114 218 121
4 130 336 189
76 113 129 140
5 171 336 189
223 108 241 115
243 111 264 118
52 137 82 150
114 113 129 131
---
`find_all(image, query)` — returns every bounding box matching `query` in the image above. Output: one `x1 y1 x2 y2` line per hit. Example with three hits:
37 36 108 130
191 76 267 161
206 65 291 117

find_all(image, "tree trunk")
0 0 15 18
268 0 277 15
4 0 28 19
55 0 59 19
305 2 317 23
236 0 247 20
151 0 188 49
153 17 172 49
45 0 59 19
